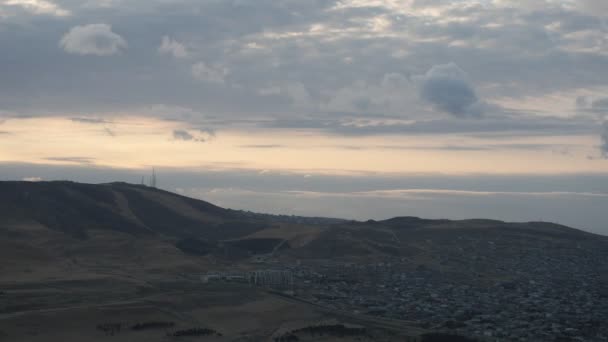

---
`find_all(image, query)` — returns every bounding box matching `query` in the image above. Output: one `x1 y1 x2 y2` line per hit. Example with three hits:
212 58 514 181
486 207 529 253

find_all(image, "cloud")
576 0 608 17
592 97 608 114
322 74 419 115
196 127 216 139
60 24 127 56
172 129 194 141
417 63 483 118
44 156 95 165
158 35 188 58
103 127 115 137
285 189 608 199
381 73 410 89
285 83 313 109
0 0 607 143
4 0 69 17
264 115 595 136
601 122 608 158
191 61 228 84
172 128 214 142
330 143 565 152
70 117 110 124
576 96 590 110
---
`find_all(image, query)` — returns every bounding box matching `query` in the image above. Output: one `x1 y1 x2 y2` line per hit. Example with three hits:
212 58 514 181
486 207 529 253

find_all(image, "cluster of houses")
201 269 294 290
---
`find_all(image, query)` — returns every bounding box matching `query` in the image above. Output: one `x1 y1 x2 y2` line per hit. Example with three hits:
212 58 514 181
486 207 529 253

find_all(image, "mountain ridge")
0 180 601 238
0 180 605 279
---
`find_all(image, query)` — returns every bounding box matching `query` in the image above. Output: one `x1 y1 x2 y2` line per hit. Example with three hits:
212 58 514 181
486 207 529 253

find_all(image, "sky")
0 0 607 234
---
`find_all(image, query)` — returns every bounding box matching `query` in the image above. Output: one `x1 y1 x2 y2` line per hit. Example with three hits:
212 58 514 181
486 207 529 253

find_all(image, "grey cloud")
172 128 214 142
592 98 608 113
172 129 194 141
601 122 608 158
196 127 216 138
70 117 110 124
332 143 565 152
60 24 127 56
0 0 607 139
191 61 228 84
381 73 410 89
577 0 608 17
103 127 115 137
410 0 454 9
44 156 95 164
417 63 482 118
70 117 116 137
264 115 594 136
576 96 590 109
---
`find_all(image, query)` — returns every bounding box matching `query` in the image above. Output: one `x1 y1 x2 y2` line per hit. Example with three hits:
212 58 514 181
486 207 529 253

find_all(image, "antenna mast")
150 168 157 188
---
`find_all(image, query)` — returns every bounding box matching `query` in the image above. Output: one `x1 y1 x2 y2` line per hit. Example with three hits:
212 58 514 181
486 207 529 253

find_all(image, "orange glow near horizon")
0 116 606 175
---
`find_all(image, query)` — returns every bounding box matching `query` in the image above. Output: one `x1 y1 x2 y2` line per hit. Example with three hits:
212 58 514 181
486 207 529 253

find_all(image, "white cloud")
158 35 188 58
191 61 228 84
4 0 70 17
60 24 127 56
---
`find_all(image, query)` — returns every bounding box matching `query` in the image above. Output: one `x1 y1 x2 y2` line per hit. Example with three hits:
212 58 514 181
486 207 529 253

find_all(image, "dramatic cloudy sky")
1 0 608 233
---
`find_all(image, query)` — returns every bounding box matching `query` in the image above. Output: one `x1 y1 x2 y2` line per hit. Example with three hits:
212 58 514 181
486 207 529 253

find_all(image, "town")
201 241 608 342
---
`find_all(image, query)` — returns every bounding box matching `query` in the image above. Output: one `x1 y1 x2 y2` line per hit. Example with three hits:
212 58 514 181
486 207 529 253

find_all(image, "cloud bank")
0 1 607 176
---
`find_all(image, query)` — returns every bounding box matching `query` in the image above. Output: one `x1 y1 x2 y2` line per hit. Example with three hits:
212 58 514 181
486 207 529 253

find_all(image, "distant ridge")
0 180 606 284
0 180 601 239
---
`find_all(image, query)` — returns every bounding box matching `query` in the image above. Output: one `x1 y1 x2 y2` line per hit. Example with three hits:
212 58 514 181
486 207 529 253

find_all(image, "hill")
0 180 605 282
0 181 605 267
0 181 607 341
0 181 247 238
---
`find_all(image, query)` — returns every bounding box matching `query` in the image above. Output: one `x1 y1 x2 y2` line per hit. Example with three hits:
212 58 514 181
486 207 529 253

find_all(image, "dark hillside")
0 181 143 237
0 181 249 239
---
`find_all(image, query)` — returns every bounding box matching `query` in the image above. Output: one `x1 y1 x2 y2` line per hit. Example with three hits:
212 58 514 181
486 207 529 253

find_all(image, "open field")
0 280 423 342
